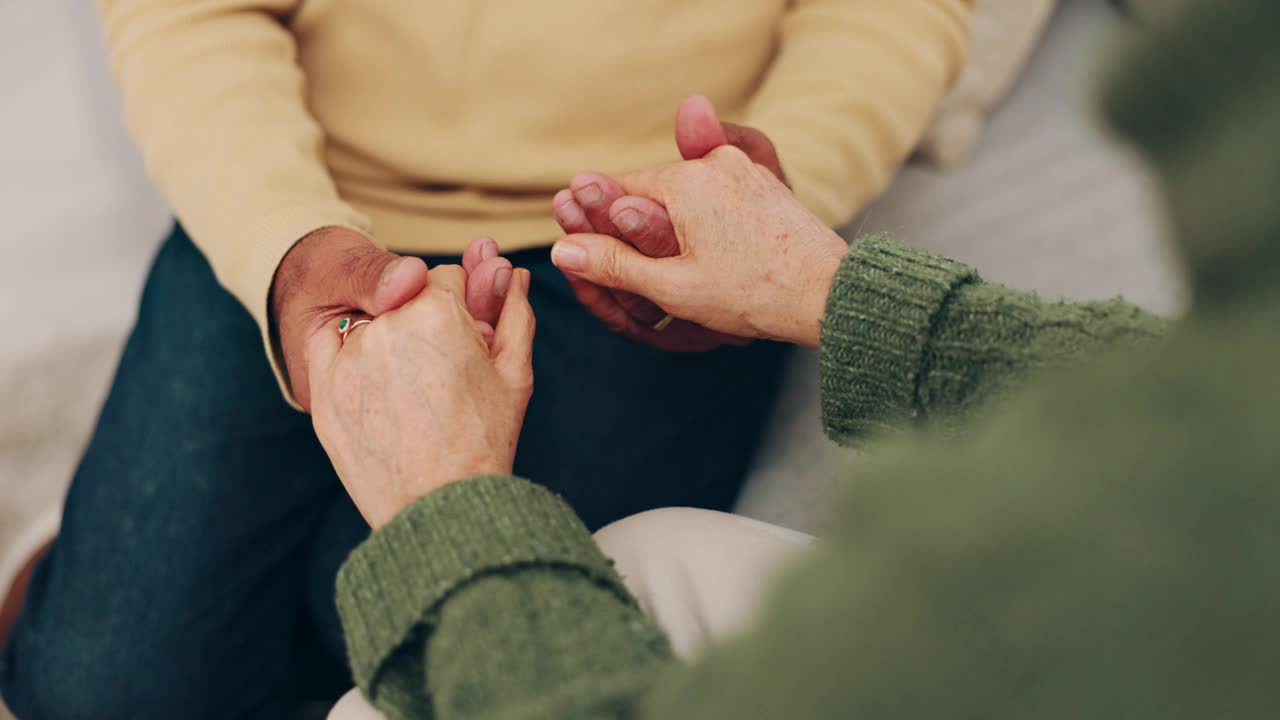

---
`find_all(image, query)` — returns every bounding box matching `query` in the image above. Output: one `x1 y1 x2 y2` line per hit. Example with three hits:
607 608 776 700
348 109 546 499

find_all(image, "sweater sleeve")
98 0 370 399
745 0 974 226
818 236 1170 444
335 476 675 720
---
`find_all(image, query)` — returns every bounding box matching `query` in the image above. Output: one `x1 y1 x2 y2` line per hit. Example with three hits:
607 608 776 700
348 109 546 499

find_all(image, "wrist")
375 461 512 529
772 232 848 348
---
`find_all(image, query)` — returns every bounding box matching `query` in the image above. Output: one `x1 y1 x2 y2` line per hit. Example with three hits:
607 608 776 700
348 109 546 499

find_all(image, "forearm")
99 0 367 357
819 236 1170 444
336 476 675 719
746 0 974 226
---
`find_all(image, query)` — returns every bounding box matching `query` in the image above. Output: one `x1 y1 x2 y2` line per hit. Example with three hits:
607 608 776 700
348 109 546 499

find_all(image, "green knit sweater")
336 2 1280 717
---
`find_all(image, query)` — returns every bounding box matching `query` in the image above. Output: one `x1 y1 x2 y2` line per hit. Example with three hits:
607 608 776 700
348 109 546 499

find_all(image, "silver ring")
651 313 674 332
337 317 372 342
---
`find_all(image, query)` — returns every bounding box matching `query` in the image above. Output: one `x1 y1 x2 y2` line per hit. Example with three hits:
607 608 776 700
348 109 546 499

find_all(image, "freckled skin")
554 145 848 349
309 265 536 529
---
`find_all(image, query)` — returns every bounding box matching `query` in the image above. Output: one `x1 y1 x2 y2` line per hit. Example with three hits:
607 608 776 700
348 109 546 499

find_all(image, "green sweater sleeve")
818 235 1169 444
335 475 675 720
335 238 1173 720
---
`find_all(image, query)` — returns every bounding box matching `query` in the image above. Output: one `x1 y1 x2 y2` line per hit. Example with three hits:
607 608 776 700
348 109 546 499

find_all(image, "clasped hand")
307 96 850 529
307 262 534 529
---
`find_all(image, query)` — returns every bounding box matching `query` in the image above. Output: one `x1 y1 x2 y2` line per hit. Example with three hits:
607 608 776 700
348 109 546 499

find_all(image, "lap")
595 508 813 659
3 228 788 719
516 257 790 529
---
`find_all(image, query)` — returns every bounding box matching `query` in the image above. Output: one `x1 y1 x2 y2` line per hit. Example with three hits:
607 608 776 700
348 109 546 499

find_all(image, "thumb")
675 95 729 161
551 233 670 299
342 250 430 315
722 122 787 184
673 95 787 184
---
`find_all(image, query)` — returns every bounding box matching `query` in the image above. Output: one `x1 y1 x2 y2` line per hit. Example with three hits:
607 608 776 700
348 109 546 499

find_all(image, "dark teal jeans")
0 224 787 719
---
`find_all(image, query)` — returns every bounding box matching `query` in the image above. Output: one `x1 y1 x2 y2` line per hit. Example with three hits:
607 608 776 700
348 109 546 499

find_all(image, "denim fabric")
1 224 787 719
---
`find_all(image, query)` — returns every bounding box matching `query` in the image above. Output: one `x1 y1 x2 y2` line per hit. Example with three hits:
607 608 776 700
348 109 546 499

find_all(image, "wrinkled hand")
306 265 535 529
272 229 513 410
552 146 848 348
551 95 783 352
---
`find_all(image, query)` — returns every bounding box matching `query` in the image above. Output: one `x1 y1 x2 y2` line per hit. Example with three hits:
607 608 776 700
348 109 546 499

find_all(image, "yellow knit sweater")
99 0 972 372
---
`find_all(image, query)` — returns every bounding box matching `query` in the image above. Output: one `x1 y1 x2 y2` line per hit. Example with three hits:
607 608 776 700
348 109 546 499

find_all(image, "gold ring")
651 313 675 332
337 317 372 342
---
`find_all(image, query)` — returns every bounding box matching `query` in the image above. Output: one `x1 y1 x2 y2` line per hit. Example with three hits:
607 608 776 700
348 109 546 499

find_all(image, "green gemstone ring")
337 317 372 342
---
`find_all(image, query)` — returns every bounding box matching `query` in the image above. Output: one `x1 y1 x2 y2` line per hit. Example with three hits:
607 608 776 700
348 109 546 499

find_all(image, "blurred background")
0 2 1183 714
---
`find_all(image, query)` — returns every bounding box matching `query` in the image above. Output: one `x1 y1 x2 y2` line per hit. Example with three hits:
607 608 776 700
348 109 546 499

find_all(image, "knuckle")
707 144 749 165
347 246 388 280
597 246 624 287
437 264 466 284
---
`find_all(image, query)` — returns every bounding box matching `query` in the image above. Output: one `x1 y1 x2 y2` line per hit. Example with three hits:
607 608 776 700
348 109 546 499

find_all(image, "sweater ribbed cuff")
336 475 629 693
818 235 977 442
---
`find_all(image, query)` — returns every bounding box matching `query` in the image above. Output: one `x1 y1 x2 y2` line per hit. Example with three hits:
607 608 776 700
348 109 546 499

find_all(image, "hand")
552 146 848 348
271 229 513 410
551 95 783 352
306 265 535 529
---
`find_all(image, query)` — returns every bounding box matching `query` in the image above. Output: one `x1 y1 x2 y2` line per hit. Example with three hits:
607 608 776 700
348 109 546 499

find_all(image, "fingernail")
521 268 532 292
493 266 513 297
614 208 642 233
576 183 602 206
551 242 587 272
481 239 498 260
554 202 583 227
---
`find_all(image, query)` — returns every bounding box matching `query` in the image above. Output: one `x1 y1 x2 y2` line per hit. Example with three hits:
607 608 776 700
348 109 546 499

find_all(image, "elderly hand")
551 146 848 348
305 264 535 529
550 96 783 352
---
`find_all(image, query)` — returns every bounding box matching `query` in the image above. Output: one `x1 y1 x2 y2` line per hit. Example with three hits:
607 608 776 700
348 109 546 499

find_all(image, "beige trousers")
329 508 812 719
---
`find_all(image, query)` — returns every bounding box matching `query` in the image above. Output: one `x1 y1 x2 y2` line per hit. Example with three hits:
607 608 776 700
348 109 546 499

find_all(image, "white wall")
0 0 168 564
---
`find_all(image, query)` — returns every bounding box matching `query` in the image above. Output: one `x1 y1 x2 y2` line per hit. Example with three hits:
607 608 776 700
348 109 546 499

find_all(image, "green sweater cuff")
335 475 630 694
818 235 978 442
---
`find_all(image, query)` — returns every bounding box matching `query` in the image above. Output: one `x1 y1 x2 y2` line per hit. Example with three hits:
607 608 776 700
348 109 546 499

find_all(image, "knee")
595 508 813 660
596 508 729 562
329 688 385 720
594 507 812 610
594 508 741 591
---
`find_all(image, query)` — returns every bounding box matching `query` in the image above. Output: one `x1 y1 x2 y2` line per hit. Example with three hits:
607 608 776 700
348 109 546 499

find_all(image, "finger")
343 250 430 315
569 172 627 237
670 94 787 184
492 269 536 384
675 94 729 161
462 236 499 275
722 122 787 184
612 160 682 205
475 320 495 346
466 256 514 327
552 189 595 235
302 316 347 412
609 196 680 259
564 175 675 327
551 233 670 298
428 264 468 303
568 267 668 329
614 291 670 327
